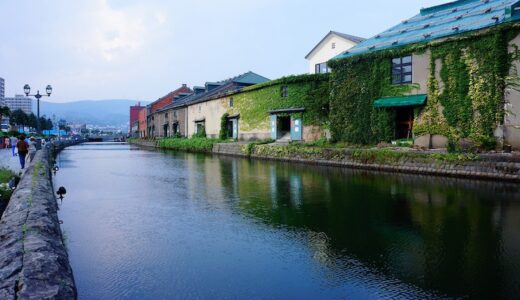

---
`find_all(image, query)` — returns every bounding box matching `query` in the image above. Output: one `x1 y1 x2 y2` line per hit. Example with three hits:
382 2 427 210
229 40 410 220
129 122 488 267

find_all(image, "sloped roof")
305 31 366 59
335 0 520 59
157 71 269 112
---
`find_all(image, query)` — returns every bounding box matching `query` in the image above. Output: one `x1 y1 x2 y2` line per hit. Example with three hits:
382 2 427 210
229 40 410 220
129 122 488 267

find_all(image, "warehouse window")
392 56 412 84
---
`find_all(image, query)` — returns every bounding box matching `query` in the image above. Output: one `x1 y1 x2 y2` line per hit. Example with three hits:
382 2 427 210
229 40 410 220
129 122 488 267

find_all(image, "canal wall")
0 143 77 299
248 146 520 182
128 140 520 182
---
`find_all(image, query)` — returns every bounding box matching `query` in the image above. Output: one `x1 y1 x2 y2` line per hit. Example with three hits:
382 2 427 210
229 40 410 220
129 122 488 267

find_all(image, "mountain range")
35 99 149 127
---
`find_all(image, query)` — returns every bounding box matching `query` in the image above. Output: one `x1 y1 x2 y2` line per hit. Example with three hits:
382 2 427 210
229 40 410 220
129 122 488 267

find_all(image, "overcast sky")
0 0 447 103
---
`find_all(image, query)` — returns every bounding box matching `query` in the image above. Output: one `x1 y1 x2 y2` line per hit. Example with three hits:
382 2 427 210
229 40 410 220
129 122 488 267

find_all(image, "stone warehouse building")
147 84 192 138
330 0 520 150
185 72 270 138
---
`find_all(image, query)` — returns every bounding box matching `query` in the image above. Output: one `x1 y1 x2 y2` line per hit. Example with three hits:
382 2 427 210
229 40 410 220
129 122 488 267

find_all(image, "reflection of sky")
55 143 520 299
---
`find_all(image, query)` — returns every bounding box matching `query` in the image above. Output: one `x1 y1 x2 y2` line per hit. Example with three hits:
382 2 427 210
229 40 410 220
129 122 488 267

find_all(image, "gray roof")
335 0 520 59
305 31 366 59
157 71 269 112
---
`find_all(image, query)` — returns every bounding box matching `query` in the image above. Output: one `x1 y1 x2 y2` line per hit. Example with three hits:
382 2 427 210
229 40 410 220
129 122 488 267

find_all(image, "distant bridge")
88 135 126 142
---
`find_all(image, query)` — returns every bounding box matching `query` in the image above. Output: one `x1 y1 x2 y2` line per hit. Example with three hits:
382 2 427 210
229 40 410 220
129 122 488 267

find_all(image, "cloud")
54 0 167 63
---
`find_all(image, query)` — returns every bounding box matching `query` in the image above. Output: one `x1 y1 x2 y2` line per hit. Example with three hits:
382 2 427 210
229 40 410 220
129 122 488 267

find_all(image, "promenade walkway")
0 148 22 172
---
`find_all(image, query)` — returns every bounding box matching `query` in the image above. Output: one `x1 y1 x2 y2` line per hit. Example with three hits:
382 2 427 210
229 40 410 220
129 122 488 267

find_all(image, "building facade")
147 84 192 138
4 94 32 114
0 77 5 101
330 0 520 150
185 72 270 138
305 31 364 74
138 108 147 138
129 102 144 134
224 74 330 142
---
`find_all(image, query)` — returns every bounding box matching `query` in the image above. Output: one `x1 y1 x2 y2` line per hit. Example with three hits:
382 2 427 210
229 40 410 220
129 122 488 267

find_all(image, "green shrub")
219 113 230 140
157 137 223 153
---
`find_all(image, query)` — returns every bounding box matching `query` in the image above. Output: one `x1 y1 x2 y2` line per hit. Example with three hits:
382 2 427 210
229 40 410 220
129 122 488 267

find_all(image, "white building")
0 77 5 102
4 94 32 114
305 31 365 74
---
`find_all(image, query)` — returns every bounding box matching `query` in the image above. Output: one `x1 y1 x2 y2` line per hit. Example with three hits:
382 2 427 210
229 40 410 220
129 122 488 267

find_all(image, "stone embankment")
130 139 520 182
0 142 77 299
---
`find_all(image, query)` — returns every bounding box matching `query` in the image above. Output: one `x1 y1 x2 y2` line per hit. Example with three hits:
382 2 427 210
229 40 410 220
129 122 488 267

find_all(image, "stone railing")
0 144 77 299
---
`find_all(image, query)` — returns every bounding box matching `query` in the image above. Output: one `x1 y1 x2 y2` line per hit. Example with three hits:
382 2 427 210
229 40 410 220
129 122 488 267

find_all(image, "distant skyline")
0 0 446 102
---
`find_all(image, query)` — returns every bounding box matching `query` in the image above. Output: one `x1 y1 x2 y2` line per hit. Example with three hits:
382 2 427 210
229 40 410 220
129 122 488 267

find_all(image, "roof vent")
392 41 399 45
375 34 381 39
402 20 409 24
423 23 431 28
424 33 432 38
400 29 407 34
485 8 492 13
452 26 460 31
492 16 500 22
452 8 458 13
368 46 376 50
456 15 463 20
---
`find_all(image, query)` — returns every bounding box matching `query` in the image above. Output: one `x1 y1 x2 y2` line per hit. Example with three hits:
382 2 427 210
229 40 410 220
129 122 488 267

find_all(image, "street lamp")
24 84 52 134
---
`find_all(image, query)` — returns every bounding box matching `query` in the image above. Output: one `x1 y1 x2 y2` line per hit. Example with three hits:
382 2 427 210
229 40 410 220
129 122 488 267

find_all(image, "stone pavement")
0 148 23 172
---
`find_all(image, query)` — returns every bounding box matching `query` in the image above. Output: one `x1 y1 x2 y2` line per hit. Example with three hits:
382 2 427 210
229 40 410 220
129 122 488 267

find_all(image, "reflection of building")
4 94 32 114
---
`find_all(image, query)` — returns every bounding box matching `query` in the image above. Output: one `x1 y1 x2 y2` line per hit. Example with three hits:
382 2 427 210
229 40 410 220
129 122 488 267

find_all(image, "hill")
36 99 149 127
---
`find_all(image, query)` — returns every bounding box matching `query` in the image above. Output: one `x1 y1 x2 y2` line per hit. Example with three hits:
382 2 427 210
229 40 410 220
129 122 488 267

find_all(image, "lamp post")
24 84 52 134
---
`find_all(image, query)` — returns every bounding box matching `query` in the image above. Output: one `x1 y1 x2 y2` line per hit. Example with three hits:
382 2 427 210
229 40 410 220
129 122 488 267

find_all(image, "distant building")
4 94 32 114
138 108 147 138
305 31 364 74
0 77 5 101
129 102 144 134
147 84 193 138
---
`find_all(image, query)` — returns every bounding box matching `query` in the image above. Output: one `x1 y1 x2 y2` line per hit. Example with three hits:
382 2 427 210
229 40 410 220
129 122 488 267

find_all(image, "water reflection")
56 143 520 299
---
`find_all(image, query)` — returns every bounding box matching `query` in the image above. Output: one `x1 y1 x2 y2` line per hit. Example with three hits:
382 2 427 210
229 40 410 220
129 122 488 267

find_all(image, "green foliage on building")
329 24 520 148
227 74 330 132
328 53 419 144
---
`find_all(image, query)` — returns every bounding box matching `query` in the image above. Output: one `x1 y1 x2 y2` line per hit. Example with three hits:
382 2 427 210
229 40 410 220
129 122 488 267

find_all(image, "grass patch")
0 168 14 183
157 137 228 153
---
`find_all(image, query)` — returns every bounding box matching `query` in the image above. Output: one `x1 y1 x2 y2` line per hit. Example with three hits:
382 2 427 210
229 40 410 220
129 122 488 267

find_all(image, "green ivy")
328 56 419 144
219 113 229 140
329 23 520 148
227 74 329 132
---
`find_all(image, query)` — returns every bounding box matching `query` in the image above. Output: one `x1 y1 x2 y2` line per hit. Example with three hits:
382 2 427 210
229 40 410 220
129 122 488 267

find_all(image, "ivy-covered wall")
227 74 330 138
329 24 520 149
328 53 420 144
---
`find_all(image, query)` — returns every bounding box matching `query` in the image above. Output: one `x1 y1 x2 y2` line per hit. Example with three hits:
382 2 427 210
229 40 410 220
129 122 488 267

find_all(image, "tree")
28 113 38 129
10 109 28 127
0 106 10 120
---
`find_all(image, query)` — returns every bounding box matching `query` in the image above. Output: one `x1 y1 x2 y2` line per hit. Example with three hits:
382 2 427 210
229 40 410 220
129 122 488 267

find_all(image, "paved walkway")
0 148 23 172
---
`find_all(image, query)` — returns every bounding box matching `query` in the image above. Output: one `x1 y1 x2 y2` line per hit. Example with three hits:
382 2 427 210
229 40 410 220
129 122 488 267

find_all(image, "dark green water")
55 143 520 299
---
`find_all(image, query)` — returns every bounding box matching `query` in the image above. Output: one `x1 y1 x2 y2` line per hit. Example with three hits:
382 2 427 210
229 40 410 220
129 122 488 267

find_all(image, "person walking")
16 134 29 169
28 137 37 162
10 135 18 156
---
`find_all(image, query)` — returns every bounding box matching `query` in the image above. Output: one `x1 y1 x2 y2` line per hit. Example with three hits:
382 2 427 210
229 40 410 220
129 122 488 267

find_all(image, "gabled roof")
305 31 366 59
335 0 520 60
158 71 269 112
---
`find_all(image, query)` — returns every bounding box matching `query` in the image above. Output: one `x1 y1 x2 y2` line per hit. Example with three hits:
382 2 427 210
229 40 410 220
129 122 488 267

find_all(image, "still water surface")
55 143 520 299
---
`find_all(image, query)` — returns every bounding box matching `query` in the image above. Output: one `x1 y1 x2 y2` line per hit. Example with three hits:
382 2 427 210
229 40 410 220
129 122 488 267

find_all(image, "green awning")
374 94 427 108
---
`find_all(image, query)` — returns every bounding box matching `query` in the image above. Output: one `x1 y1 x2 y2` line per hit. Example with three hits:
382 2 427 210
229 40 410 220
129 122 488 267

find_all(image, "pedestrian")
28 137 37 162
10 135 18 156
16 134 29 169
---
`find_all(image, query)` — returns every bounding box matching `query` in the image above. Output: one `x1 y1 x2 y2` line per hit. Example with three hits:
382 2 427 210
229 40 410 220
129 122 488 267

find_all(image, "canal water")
54 143 520 299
